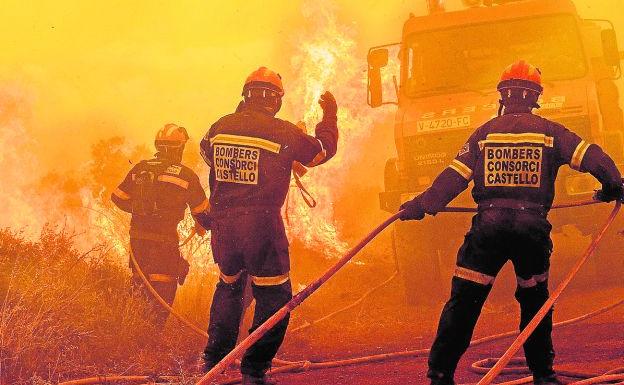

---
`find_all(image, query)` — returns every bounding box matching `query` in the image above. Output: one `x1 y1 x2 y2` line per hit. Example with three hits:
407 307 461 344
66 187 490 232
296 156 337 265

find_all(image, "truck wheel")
392 219 448 307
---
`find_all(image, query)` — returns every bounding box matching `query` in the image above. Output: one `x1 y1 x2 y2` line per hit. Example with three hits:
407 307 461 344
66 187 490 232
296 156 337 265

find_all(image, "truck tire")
392 219 452 307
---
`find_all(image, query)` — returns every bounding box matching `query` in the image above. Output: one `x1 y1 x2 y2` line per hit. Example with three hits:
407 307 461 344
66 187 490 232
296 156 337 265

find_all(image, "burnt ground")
264 285 624 385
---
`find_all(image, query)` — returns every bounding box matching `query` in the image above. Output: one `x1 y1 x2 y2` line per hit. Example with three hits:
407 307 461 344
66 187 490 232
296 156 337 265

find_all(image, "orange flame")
284 0 396 257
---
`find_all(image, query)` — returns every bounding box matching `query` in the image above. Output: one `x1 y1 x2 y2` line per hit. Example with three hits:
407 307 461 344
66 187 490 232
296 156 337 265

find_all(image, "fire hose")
61 200 623 385
128 232 293 366
213 296 624 385
197 200 622 385
128 244 209 339
57 294 624 385
470 358 624 385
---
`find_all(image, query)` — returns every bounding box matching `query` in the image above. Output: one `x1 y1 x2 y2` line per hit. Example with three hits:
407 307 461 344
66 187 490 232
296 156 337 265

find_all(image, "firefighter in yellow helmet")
400 61 623 385
198 67 338 385
111 123 210 328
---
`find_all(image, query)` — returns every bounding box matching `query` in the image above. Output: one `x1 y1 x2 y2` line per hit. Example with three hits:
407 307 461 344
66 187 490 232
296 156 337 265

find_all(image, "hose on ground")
56 296 624 385
470 359 624 385
209 200 623 385
208 298 624 385
58 375 179 385
60 199 623 385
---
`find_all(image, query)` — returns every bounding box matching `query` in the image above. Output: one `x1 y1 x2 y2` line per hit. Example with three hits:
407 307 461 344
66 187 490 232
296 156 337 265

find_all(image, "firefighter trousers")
427 207 555 382
130 238 181 328
204 208 292 377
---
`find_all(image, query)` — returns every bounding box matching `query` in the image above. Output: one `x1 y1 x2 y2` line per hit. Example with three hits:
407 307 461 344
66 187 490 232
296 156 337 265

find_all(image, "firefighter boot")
196 355 216 374
427 370 456 385
533 374 564 385
241 374 277 385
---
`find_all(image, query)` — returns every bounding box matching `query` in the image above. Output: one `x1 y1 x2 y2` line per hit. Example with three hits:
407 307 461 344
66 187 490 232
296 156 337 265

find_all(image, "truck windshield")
405 14 586 97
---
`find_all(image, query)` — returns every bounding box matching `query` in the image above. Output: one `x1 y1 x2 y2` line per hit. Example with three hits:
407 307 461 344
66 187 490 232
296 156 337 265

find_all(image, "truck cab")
368 0 624 304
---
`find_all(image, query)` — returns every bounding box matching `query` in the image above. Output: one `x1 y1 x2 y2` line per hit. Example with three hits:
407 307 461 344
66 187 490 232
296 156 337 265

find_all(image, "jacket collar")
241 101 275 116
503 105 533 114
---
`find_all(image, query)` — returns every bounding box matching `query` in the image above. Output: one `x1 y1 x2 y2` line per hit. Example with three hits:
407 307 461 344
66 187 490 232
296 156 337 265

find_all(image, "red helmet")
243 67 284 97
497 60 543 94
155 123 189 149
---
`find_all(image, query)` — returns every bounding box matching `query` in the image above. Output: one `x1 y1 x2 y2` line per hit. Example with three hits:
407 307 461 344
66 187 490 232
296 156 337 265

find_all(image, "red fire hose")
198 200 622 385
197 200 621 385
61 199 622 385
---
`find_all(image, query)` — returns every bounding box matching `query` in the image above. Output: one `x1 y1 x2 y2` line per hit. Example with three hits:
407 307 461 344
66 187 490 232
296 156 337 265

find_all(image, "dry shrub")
0 227 200 384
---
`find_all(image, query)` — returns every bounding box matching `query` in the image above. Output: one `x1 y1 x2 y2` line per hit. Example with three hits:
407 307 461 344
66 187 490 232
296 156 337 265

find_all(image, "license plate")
416 115 471 132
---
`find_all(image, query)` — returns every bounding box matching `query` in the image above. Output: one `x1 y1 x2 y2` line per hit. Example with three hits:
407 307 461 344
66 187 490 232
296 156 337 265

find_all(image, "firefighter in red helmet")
400 60 623 385
198 67 338 385
112 124 209 328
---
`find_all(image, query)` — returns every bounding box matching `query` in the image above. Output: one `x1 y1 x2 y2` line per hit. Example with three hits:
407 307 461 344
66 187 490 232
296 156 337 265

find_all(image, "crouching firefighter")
198 67 338 385
399 60 624 385
111 124 210 328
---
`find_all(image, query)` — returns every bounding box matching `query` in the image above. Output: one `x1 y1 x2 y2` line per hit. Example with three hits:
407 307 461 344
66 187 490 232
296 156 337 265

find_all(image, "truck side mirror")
601 29 621 67
368 48 389 108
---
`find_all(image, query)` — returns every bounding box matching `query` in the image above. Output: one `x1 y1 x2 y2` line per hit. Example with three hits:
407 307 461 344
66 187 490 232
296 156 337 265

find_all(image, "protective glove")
594 181 624 202
318 91 337 119
399 199 426 221
178 258 190 286
194 210 212 231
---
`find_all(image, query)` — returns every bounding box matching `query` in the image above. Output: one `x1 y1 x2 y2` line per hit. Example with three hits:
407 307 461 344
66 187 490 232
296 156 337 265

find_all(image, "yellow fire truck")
368 0 624 304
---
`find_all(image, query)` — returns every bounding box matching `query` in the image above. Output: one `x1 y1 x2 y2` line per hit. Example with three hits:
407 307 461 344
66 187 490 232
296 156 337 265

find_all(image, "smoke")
0 0 400 251
0 84 41 232
0 0 622 249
